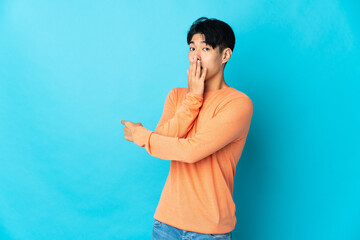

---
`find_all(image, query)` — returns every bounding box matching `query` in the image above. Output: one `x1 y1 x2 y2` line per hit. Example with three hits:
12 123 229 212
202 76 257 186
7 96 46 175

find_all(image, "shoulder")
172 87 189 94
168 87 189 99
164 88 188 105
227 87 251 100
214 88 253 119
166 87 181 97
222 87 253 108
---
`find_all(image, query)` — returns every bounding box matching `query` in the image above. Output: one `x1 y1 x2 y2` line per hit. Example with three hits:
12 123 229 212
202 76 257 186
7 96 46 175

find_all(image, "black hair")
187 17 235 54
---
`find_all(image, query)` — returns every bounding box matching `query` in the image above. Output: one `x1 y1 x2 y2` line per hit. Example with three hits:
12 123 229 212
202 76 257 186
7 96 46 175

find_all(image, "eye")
203 47 210 51
189 47 195 51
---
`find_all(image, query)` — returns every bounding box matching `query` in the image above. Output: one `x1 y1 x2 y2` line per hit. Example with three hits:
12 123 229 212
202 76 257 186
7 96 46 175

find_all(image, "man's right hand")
187 57 207 95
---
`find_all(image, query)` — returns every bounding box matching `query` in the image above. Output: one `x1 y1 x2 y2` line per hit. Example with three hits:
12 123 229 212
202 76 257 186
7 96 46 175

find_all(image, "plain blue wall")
0 0 359 239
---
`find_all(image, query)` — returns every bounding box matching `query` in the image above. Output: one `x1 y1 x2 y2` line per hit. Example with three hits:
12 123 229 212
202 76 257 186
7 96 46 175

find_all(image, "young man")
121 17 253 240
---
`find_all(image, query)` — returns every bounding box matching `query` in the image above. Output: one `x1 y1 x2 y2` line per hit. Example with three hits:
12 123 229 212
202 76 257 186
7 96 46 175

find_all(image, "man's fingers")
121 120 137 143
190 57 196 77
121 120 134 128
124 135 133 142
200 67 207 81
188 58 192 75
196 59 201 77
123 121 130 127
124 127 130 134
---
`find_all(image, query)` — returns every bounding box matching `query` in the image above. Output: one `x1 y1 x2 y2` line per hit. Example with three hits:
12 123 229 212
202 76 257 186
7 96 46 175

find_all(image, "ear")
221 48 232 64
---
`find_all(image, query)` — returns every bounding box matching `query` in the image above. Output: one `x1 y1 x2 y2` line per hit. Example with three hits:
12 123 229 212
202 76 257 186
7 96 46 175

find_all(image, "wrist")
132 126 153 148
189 91 204 97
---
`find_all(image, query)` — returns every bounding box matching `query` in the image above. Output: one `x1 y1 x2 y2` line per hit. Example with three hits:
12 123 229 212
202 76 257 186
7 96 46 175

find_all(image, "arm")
155 56 206 137
132 97 253 163
155 88 203 138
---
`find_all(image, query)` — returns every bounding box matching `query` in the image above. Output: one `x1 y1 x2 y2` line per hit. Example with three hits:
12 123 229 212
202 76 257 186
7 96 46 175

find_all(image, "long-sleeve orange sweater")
132 86 253 234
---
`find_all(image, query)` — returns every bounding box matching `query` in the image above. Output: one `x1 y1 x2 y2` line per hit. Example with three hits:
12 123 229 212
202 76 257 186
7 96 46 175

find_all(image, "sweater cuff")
132 126 153 149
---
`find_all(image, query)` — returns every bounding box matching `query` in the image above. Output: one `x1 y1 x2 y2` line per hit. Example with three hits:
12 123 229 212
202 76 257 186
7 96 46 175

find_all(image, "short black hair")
187 17 235 54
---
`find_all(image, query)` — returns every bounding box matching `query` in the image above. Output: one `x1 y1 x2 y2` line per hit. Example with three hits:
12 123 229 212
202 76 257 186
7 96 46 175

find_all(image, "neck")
204 70 229 92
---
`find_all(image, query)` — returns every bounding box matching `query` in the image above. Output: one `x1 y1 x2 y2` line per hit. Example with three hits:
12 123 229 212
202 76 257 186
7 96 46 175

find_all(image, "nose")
195 49 201 60
190 51 201 61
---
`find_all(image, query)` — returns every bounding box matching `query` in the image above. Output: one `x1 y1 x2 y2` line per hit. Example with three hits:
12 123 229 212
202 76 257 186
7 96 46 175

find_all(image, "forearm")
155 91 203 138
132 98 253 164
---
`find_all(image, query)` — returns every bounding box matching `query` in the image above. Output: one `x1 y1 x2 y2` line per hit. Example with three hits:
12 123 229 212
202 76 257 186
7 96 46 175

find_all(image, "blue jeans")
152 219 232 240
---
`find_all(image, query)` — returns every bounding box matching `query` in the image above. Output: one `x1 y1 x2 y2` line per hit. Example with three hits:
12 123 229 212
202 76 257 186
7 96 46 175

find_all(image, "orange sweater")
132 86 253 234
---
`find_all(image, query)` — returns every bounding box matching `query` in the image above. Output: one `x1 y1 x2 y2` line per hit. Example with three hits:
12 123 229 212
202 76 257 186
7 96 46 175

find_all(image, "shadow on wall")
226 27 293 239
231 75 275 240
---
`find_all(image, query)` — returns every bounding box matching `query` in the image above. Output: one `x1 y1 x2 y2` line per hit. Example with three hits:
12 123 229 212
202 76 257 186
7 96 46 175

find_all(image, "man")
121 17 253 240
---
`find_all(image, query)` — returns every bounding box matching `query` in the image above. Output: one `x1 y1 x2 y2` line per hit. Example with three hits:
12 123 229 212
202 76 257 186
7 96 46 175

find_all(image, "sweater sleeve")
132 97 253 163
154 88 203 138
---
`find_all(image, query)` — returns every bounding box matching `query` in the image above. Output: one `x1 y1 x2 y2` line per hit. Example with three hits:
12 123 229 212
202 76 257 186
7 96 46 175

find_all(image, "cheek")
188 53 194 61
201 59 212 68
202 59 218 73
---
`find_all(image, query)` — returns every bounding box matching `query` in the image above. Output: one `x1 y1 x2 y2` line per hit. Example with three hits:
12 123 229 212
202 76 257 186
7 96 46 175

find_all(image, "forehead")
189 33 207 45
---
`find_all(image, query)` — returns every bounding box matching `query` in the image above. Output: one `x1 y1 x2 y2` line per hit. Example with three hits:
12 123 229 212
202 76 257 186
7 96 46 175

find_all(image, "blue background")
0 0 359 239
